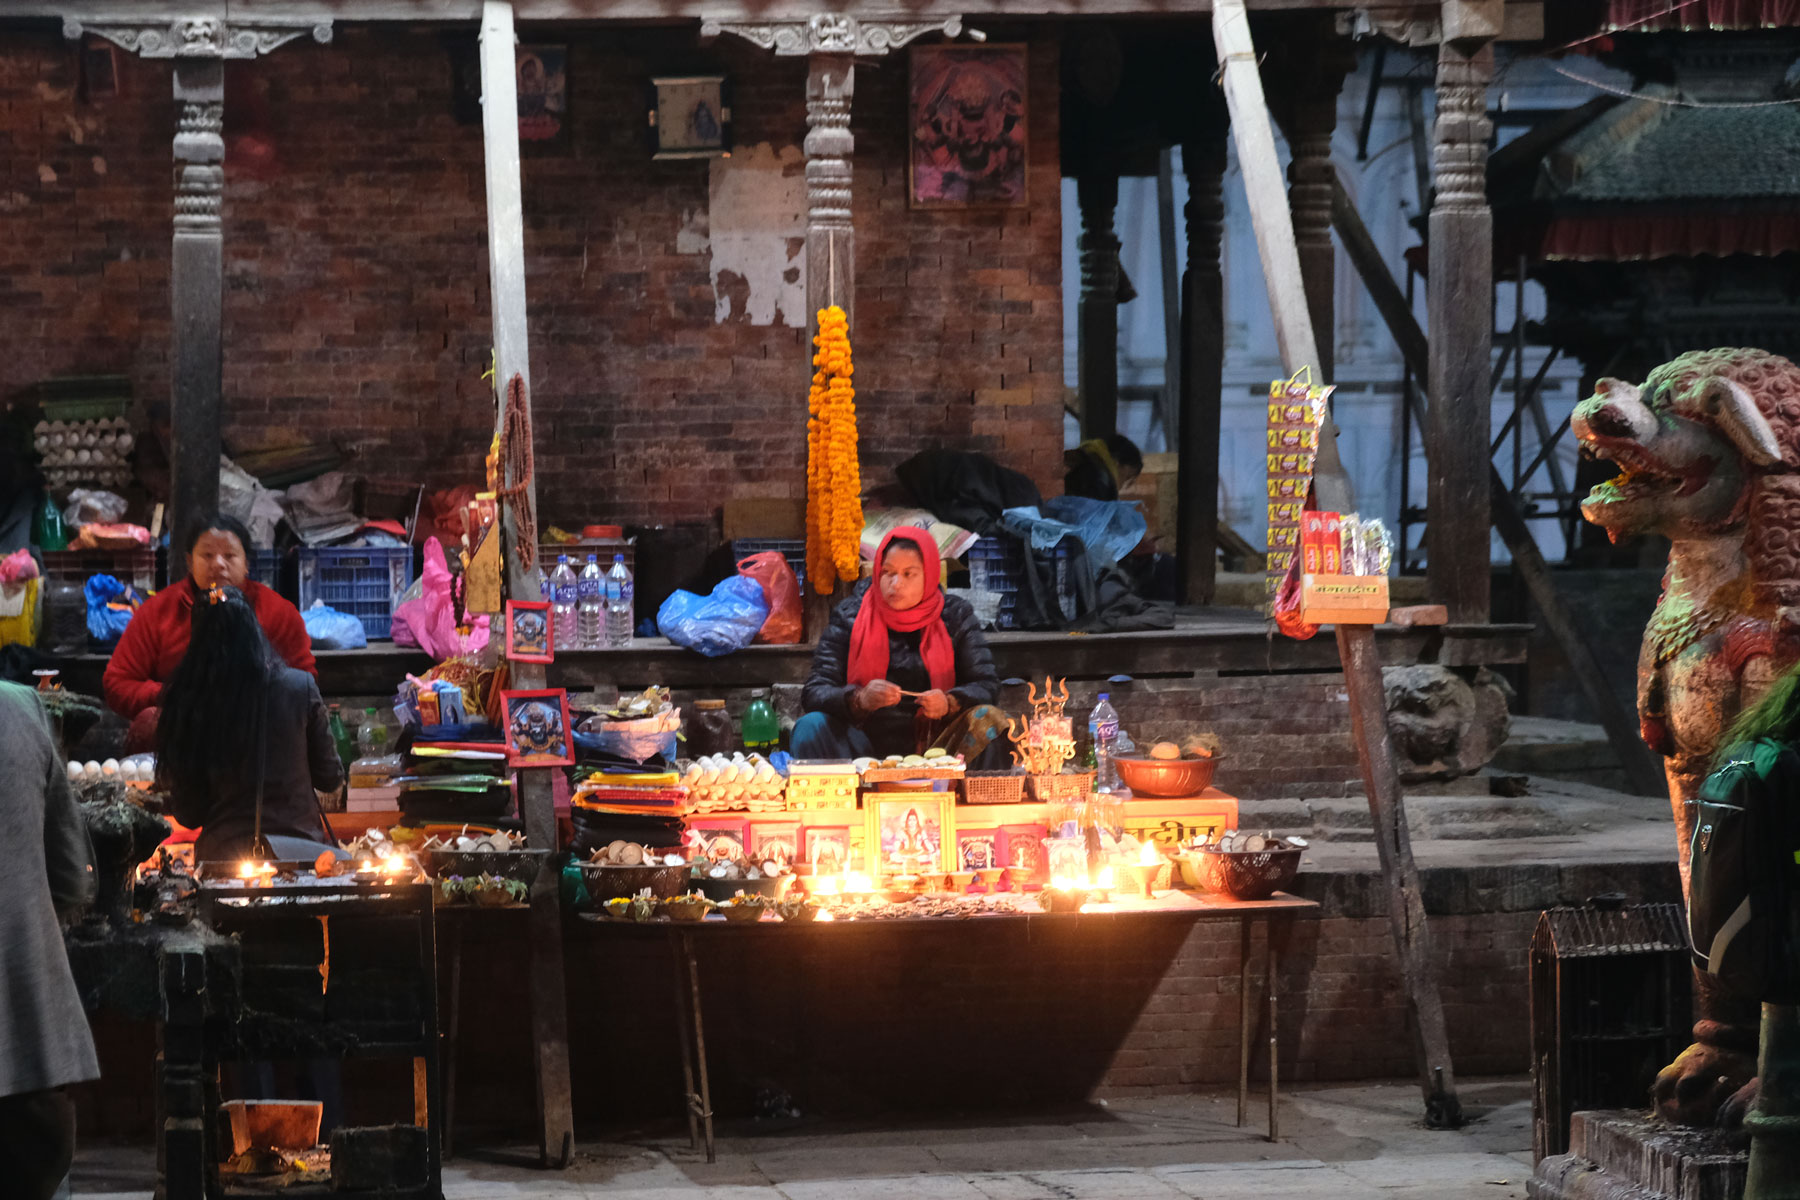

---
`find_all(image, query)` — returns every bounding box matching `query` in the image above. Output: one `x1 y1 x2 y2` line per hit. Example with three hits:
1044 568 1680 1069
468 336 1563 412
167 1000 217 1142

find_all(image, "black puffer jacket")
802 582 999 755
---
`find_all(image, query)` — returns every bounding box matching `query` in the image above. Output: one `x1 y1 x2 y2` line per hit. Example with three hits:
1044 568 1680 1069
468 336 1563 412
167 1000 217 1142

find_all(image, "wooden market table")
569 890 1318 1162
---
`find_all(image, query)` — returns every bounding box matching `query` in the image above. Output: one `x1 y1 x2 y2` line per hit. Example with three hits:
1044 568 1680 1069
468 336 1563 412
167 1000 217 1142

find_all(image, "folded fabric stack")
396 742 512 823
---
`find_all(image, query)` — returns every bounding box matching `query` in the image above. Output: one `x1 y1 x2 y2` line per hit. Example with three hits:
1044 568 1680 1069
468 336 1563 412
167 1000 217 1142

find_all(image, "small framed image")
691 818 750 867
956 827 1000 873
866 793 955 877
998 823 1046 885
79 38 122 103
504 600 553 664
649 75 731 160
517 44 569 150
908 44 1028 209
802 824 852 875
749 819 801 870
501 688 574 767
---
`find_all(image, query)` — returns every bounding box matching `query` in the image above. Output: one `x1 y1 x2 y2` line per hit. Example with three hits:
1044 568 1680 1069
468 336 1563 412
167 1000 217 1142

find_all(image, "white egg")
101 758 120 778
83 761 103 783
67 761 83 783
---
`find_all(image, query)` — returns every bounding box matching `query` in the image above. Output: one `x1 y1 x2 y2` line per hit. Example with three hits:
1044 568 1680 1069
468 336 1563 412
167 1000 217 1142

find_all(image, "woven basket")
1189 847 1302 901
1027 772 1095 803
962 771 1027 805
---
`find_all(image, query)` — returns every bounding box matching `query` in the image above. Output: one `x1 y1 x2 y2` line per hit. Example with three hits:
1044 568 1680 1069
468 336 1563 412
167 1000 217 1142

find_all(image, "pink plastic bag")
393 539 490 660
737 552 802 645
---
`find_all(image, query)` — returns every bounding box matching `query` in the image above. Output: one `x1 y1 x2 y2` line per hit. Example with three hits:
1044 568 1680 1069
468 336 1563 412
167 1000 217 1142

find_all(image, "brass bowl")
1113 754 1224 798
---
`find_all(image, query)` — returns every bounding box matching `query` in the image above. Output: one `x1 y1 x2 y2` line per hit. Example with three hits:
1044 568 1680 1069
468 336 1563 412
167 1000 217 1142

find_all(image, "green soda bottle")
328 704 355 770
741 688 779 755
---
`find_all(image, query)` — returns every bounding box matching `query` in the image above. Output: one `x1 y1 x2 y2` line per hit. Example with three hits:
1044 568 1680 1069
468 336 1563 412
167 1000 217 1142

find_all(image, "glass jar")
688 699 735 760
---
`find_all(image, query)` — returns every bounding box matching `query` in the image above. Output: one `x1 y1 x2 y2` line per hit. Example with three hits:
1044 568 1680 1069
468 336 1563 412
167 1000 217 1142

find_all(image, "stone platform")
1529 1111 1746 1200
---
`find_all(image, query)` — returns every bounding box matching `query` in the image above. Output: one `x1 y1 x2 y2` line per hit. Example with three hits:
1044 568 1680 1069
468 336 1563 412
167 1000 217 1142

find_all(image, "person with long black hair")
155 585 342 863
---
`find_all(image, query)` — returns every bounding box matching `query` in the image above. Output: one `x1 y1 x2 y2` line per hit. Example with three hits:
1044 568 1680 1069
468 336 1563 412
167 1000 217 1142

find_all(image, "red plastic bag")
737 552 802 645
1272 552 1319 641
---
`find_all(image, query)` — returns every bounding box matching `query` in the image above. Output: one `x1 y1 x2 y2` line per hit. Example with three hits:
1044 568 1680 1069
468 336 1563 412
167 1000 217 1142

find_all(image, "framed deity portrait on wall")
504 600 553 664
956 828 1000 873
649 75 731 159
749 820 801 871
501 689 574 767
517 44 569 150
690 818 751 868
908 44 1028 209
866 793 955 876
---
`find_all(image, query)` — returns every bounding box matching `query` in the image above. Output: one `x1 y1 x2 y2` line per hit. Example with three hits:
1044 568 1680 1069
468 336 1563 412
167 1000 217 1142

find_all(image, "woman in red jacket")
104 513 315 749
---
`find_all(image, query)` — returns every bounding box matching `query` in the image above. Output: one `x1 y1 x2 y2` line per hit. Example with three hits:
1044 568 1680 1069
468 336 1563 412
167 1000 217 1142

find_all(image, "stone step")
1528 1111 1746 1200
1299 792 1579 842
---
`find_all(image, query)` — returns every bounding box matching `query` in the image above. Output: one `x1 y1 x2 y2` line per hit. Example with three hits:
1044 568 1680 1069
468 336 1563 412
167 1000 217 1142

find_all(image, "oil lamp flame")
1096 866 1115 890
1139 841 1161 867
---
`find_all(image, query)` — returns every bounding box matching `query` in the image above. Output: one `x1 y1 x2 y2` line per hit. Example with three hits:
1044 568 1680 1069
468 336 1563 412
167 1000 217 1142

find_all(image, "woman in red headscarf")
796 527 1009 765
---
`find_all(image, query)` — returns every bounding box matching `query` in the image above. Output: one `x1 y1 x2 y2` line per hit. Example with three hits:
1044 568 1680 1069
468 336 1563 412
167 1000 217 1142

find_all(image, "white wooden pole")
478 0 575 1166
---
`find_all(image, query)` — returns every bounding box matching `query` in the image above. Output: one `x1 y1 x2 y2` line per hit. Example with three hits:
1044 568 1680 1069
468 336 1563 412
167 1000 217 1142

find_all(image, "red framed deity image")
504 600 554 664
749 820 801 870
802 825 853 875
690 818 751 868
501 688 574 767
956 827 1000 872
908 44 1028 209
998 823 1046 887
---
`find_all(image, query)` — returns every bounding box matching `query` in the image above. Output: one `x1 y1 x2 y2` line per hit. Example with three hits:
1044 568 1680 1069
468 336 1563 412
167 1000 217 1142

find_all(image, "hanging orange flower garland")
806 305 864 594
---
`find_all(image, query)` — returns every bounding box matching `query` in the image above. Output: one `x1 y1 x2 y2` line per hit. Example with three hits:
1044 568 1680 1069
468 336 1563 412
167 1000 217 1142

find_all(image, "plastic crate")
297 546 415 640
250 547 298 602
732 538 807 594
965 536 1075 629
42 547 160 594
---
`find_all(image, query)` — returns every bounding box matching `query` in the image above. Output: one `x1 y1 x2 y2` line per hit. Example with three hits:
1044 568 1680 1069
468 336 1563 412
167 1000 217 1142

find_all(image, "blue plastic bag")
84 574 142 643
303 600 368 650
657 575 770 657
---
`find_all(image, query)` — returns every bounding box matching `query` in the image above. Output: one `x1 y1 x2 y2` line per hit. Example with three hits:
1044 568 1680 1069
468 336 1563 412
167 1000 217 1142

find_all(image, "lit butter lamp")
1043 875 1090 913
1127 841 1164 901
237 859 278 886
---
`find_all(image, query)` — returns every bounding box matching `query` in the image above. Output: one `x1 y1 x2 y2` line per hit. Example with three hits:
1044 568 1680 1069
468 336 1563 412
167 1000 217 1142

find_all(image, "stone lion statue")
1572 347 1800 1126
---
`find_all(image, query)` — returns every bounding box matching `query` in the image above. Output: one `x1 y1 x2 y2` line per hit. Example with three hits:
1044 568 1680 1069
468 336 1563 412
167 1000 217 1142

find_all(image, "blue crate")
966 536 1075 629
297 546 415 640
732 538 807 595
249 547 293 599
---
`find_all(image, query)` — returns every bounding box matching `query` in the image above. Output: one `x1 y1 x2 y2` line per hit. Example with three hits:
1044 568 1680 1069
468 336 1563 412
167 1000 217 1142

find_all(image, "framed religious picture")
866 793 955 877
690 818 750 868
516 44 569 151
504 600 553 664
749 820 801 871
801 825 853 875
956 827 1000 873
649 75 731 160
997 823 1046 887
908 44 1028 209
501 688 574 767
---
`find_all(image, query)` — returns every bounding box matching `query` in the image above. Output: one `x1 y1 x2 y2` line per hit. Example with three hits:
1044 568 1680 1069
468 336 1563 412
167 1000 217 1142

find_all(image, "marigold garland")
806 305 864 594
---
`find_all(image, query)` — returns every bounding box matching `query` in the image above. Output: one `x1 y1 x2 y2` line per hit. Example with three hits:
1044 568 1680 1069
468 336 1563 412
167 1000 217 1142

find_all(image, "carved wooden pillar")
1425 3 1498 623
170 59 224 539
1178 135 1227 605
702 13 963 357
1282 30 1353 382
1077 173 1122 441
64 14 330 544
805 52 854 336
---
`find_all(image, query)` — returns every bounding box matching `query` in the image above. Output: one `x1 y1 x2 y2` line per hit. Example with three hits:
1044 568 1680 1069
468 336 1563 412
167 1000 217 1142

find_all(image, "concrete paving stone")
580 1190 787 1200
1334 1152 1528 1188
1161 1165 1385 1200
1010 1166 1190 1197
751 1143 945 1182
778 1174 990 1200
964 1174 1068 1200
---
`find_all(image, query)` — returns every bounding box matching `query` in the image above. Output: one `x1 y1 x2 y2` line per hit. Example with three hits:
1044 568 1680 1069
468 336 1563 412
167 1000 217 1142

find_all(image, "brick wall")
0 24 1064 527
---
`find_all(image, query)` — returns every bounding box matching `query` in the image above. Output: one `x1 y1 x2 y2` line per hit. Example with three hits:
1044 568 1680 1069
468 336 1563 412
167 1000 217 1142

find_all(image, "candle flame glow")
1139 841 1162 867
816 909 837 922
812 876 841 896
844 872 873 893
1096 866 1115 890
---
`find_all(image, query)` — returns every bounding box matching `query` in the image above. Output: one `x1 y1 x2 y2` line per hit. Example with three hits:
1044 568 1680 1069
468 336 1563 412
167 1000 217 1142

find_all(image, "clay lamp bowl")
947 871 975 892
974 867 1006 889
1039 886 1089 914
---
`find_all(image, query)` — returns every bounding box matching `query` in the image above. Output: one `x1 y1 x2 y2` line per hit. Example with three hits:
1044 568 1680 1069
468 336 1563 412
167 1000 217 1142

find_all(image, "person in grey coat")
155 585 343 864
0 680 100 1200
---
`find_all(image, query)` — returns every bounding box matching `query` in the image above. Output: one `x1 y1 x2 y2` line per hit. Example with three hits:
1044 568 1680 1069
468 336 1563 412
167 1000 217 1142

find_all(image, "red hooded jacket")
102 578 317 718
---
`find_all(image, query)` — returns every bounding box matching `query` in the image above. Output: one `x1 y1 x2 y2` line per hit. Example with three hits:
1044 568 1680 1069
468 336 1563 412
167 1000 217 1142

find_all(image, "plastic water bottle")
604 554 634 648
357 707 389 757
1089 693 1121 794
742 688 779 755
577 554 605 649
550 555 579 651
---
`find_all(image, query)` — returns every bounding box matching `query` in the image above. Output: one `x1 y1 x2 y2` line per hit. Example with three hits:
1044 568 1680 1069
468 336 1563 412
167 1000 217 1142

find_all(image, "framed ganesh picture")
908 44 1028 209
